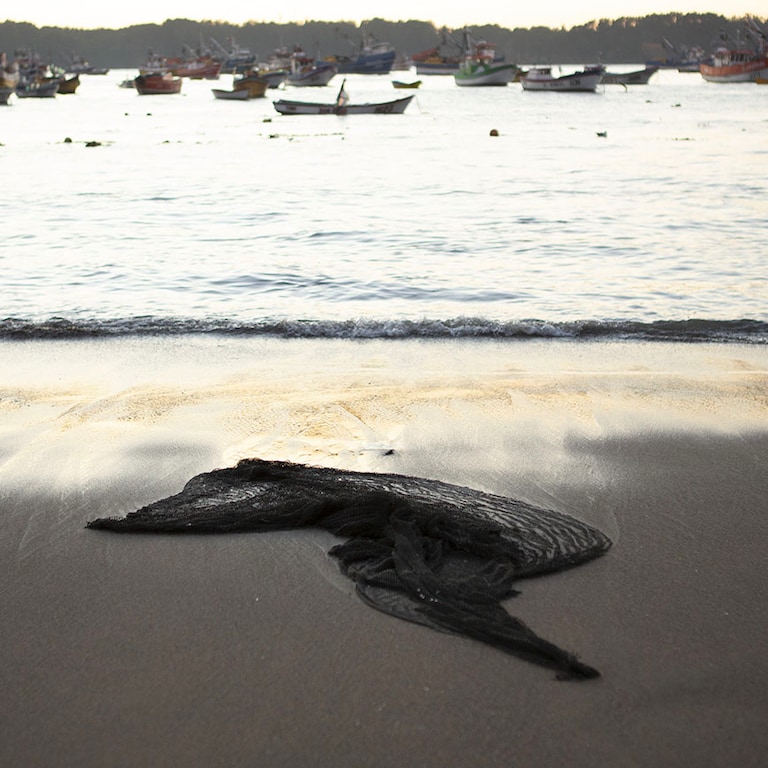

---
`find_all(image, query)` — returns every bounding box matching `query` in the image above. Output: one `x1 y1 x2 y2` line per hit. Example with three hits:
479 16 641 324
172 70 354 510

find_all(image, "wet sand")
1 337 767 767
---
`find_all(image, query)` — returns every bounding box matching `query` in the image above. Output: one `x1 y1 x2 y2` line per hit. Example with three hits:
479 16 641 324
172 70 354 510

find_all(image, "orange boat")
700 47 768 82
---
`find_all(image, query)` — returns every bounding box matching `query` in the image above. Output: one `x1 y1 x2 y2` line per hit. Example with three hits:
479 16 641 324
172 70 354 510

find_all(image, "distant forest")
1 13 764 68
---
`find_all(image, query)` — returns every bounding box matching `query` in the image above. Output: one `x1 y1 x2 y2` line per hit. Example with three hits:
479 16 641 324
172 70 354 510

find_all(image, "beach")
1 336 767 766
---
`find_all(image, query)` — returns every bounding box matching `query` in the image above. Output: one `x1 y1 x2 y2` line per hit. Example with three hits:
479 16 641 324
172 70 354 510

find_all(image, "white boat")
521 66 603 92
601 65 659 85
274 79 413 114
453 32 517 86
212 87 250 101
287 60 337 87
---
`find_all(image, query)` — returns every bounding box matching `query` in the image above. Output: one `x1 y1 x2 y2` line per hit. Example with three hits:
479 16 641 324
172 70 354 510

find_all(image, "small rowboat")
601 65 659 85
232 74 268 98
57 74 80 94
135 72 182 95
212 87 250 100
274 94 413 114
274 78 413 115
392 79 422 89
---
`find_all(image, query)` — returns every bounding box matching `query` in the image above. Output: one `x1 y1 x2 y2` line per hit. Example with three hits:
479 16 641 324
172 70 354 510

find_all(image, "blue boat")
330 33 396 75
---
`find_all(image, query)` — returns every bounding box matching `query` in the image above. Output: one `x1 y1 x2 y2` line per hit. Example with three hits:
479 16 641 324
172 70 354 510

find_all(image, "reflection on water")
3 70 767 325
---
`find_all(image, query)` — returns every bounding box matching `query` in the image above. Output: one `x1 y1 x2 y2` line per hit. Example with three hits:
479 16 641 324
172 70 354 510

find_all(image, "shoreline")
2 337 767 766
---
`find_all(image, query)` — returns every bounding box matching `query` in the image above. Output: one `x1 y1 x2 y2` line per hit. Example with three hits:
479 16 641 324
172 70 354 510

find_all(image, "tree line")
0 14 762 69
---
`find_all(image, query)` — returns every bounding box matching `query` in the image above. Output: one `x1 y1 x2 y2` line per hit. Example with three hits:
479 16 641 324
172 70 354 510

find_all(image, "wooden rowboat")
602 66 659 85
392 79 422 89
274 79 413 115
134 72 182 95
212 87 250 100
232 74 268 98
274 94 413 114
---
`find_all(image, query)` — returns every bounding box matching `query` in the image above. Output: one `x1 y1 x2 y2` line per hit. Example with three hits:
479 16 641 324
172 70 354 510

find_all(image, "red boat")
171 57 222 79
134 72 182 95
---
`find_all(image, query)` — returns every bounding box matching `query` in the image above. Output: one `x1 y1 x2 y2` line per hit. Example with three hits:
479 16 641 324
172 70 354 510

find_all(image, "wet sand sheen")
1 337 767 766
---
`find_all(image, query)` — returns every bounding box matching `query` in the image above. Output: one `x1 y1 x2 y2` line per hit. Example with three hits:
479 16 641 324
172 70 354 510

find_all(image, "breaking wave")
2 316 767 343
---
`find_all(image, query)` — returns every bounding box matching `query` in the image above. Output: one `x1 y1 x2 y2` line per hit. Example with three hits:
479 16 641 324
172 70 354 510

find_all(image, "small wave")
2 316 767 344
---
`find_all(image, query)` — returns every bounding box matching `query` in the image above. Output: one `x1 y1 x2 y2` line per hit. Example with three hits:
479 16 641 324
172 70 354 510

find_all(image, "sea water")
1 68 767 342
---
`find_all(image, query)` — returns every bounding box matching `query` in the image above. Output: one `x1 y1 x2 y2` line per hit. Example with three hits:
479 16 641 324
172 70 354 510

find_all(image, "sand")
1 336 767 767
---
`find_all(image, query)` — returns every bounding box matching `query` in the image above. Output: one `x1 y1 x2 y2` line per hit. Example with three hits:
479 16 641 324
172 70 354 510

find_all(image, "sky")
4 3 764 32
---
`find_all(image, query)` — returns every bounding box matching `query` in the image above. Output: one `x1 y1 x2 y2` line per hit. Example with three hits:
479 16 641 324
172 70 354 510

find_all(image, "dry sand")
1 337 767 767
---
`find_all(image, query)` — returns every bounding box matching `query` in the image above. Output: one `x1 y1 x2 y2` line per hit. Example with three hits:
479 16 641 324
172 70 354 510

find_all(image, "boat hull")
602 66 659 85
273 95 413 115
232 76 268 98
56 74 80 94
415 60 460 75
336 50 396 75
15 80 59 98
454 63 517 86
258 69 289 88
700 58 768 82
134 73 182 95
287 63 337 87
212 88 250 100
171 60 222 79
521 69 603 92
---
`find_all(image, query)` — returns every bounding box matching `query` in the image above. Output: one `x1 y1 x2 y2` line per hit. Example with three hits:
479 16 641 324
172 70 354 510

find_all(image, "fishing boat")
256 67 289 89
172 57 222 79
647 38 709 72
601 65 659 85
328 28 396 74
212 87 250 100
15 79 59 98
68 56 109 75
700 18 768 82
274 79 413 114
134 72 182 95
454 33 517 86
232 72 268 98
521 66 603 92
412 28 463 75
392 80 421 89
700 47 768 82
209 36 257 74
139 51 170 75
286 54 337 87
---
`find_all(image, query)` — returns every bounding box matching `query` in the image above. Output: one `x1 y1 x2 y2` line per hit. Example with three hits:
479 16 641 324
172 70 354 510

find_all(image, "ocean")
2 67 767 342
4 65 768 768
